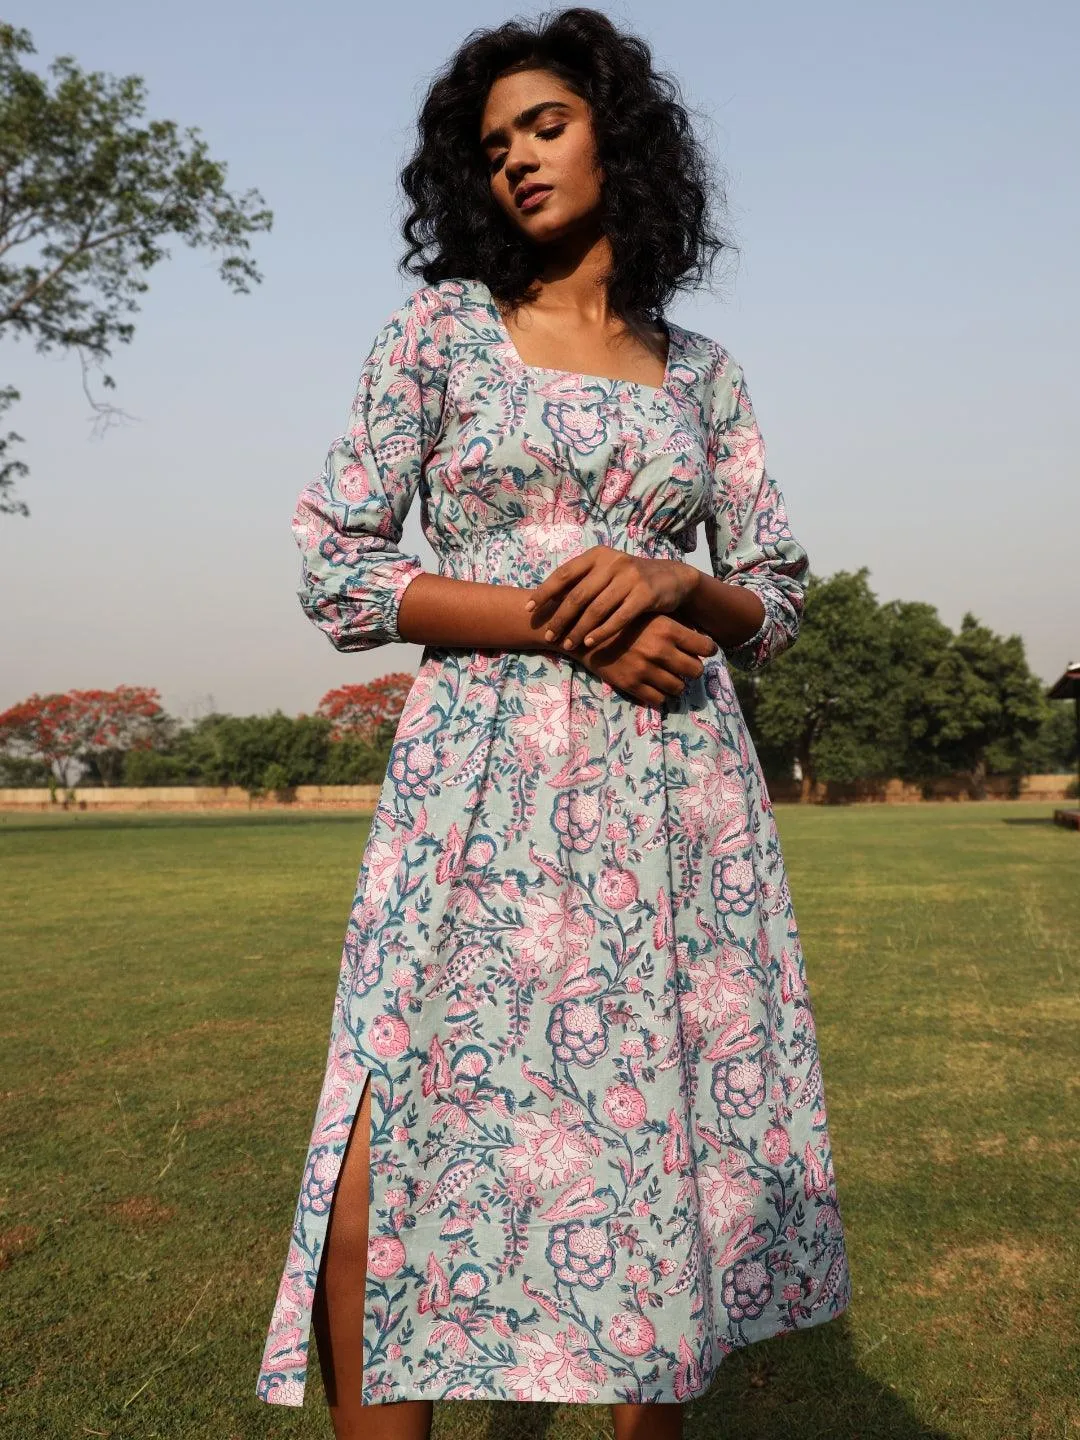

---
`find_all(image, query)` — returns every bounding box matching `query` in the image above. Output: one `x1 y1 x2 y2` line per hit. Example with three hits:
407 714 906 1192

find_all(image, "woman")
257 8 851 1438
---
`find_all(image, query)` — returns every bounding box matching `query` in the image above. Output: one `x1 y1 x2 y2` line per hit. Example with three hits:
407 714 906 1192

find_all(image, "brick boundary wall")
0 776 1075 812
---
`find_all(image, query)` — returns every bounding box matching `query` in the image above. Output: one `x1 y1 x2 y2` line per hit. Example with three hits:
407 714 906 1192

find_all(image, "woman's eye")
487 124 565 174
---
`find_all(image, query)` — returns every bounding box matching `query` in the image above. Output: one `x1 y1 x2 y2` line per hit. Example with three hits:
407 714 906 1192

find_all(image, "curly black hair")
397 6 736 322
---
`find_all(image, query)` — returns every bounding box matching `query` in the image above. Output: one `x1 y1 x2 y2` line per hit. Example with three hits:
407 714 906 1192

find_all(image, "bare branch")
78 346 138 438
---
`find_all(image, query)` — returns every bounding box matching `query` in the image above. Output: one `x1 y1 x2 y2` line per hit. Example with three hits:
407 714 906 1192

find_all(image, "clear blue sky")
2 0 1077 717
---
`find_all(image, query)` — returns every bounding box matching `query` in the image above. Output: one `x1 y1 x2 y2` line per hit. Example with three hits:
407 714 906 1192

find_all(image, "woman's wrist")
672 571 765 648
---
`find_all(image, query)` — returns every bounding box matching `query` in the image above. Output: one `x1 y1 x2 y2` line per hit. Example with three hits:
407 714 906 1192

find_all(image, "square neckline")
473 277 678 397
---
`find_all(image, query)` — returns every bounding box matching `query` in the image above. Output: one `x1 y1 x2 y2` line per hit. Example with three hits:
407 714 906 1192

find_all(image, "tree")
744 569 896 799
122 745 197 787
0 24 272 514
73 687 174 784
0 691 86 784
0 751 52 786
0 685 167 784
73 685 167 785
316 675 417 744
321 734 398 784
737 576 1051 800
1030 700 1079 774
178 712 333 796
881 598 958 781
947 617 1046 793
877 602 1050 793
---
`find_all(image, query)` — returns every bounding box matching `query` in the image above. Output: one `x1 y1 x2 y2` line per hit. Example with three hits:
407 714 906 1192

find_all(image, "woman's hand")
569 611 719 706
524 545 702 654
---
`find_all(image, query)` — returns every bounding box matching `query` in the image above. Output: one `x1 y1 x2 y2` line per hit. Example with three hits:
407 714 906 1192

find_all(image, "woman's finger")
640 662 686 699
540 570 628 645
525 551 598 616
573 587 657 651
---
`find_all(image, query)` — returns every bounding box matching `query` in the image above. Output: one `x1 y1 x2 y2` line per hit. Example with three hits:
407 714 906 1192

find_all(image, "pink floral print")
256 276 850 1408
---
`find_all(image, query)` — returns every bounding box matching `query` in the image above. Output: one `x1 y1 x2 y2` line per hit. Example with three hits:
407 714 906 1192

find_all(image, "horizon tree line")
1 570 1076 800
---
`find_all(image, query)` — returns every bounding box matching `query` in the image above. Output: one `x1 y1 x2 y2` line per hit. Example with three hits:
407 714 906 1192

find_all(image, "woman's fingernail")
525 600 535 610
544 630 554 641
563 638 573 650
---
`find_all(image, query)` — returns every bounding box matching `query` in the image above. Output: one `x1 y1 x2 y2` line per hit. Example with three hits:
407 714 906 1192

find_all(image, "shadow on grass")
1000 815 1079 827
482 1402 561 1440
685 1314 950 1439
475 1314 947 1440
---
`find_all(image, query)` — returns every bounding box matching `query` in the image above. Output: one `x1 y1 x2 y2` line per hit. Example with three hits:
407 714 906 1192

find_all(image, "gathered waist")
434 524 692 587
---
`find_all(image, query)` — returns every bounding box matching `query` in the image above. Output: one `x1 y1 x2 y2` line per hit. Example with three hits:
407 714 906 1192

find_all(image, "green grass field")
1 805 1077 1440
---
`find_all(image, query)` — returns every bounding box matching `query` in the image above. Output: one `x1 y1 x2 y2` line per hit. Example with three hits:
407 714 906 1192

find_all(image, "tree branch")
0 211 119 326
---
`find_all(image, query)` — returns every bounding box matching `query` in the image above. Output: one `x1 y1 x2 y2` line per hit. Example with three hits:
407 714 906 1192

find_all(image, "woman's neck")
532 228 615 325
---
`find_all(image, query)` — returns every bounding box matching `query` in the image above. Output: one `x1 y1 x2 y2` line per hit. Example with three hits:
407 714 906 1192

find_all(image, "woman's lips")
517 185 553 211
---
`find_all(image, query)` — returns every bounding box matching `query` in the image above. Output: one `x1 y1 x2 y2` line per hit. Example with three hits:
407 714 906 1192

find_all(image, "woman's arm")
674 354 809 672
293 283 583 663
396 572 588 657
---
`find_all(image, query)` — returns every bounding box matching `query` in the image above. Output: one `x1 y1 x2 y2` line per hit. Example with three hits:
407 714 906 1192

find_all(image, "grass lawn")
0 804 1077 1439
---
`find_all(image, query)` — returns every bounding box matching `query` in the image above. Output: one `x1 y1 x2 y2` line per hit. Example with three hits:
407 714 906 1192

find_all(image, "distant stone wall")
0 784 383 813
0 775 1075 812
765 773 1076 804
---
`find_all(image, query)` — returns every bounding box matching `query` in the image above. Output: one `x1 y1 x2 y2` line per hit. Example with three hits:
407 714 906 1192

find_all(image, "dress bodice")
290 275 810 675
422 278 716 580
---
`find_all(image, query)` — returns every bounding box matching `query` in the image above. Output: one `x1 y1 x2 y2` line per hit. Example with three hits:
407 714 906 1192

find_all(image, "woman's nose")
505 145 540 187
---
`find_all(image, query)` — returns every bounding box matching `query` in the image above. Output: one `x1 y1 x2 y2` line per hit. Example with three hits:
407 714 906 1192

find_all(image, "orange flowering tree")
0 686 166 785
316 674 416 744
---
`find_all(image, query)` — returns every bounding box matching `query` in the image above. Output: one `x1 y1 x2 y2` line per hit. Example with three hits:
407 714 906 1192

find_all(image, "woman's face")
479 68 603 246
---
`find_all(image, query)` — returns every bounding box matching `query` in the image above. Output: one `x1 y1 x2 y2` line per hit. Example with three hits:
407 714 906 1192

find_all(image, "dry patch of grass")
914 1239 1053 1298
1020 994 1080 1023
1031 1403 1080 1438
958 1132 1078 1161
0 1224 39 1269
941 1038 1014 1093
908 1237 1073 1374
104 1195 177 1228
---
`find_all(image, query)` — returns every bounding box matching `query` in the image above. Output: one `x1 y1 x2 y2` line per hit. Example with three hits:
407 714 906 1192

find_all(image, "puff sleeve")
702 352 810 672
291 285 453 651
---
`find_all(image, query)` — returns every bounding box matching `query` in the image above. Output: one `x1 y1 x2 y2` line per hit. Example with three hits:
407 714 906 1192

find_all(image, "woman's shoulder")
670 318 741 382
667 318 746 424
369 277 489 371
383 276 483 330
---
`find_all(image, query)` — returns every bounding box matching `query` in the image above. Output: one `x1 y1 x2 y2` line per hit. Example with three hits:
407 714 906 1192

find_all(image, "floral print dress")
256 275 851 1408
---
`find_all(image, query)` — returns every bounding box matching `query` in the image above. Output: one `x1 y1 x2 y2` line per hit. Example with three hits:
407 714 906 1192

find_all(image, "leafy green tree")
261 762 292 799
322 729 399 784
740 568 895 798
0 24 272 514
179 712 333 796
121 746 197 787
1030 700 1079 774
0 752 52 786
881 599 958 782
892 613 1045 796
122 713 398 789
739 577 1050 799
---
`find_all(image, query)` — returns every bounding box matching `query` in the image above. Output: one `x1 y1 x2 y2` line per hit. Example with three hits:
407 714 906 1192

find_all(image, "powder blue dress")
256 275 851 1407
